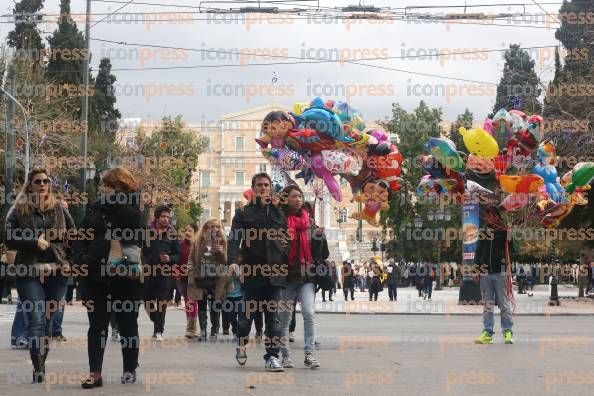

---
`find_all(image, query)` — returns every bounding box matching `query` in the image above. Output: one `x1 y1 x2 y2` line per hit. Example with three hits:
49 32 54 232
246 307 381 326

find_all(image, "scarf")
287 208 312 266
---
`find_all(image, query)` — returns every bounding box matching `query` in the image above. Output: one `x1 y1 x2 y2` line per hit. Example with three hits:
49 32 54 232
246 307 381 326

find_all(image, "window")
201 171 211 187
339 208 348 223
259 163 267 173
235 171 245 186
235 136 244 151
200 208 211 222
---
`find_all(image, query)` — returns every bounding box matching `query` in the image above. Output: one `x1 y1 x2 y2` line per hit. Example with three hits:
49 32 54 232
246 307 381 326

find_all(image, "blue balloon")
300 108 354 143
532 164 566 203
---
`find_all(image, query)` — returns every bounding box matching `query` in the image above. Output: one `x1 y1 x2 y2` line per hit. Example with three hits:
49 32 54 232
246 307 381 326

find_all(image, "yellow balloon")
293 102 309 116
459 127 499 160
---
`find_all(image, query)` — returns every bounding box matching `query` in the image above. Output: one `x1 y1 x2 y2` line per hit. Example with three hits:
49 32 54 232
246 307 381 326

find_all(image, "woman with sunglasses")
73 167 145 388
4 167 76 383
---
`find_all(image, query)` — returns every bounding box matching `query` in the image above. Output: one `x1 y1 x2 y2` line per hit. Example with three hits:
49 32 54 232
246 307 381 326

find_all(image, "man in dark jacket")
474 207 514 345
386 260 400 301
228 173 288 372
142 205 181 341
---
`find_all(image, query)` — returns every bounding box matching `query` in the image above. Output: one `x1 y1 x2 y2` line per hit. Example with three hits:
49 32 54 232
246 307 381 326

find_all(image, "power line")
44 38 565 85
90 0 135 28
88 38 559 69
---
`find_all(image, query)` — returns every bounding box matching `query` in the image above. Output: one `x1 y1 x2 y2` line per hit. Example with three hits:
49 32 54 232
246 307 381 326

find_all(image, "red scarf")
287 208 312 266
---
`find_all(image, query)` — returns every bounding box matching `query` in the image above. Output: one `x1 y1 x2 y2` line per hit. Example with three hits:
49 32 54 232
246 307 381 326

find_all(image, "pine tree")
448 109 473 154
46 0 85 86
7 0 44 50
87 58 122 166
492 44 542 116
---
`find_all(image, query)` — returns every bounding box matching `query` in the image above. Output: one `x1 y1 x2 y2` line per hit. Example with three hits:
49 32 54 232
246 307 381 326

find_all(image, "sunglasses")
32 178 50 185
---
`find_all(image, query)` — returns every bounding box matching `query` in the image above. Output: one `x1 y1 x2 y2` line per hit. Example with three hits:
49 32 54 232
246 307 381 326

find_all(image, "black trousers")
81 280 143 373
221 296 242 333
387 284 397 300
197 295 220 332
368 290 379 301
144 275 170 334
343 285 355 301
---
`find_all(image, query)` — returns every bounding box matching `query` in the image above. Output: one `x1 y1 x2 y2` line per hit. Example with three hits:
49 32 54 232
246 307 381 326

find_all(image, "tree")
88 58 122 165
542 0 594 238
380 101 460 262
448 108 473 154
125 116 208 220
7 0 44 50
492 44 542 116
46 0 85 88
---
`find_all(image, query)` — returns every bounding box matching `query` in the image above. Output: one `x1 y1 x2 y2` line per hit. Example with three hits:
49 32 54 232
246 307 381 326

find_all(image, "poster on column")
462 203 480 280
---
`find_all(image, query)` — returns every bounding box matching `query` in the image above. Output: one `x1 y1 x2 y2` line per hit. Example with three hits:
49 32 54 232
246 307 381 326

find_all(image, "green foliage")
492 44 542 116
7 0 44 50
381 101 460 262
46 0 85 89
448 108 473 155
173 200 202 227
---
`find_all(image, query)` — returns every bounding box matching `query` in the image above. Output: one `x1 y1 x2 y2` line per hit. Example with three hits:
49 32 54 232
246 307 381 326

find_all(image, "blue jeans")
236 287 283 361
15 276 67 356
359 277 366 290
51 290 67 336
424 280 433 298
279 282 316 355
11 300 29 345
480 272 513 335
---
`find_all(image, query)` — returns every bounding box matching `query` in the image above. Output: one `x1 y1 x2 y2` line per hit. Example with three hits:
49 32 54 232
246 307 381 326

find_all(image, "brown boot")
186 318 198 338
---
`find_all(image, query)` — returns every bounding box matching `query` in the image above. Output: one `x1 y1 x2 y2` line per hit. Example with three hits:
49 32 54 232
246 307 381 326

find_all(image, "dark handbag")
49 243 72 276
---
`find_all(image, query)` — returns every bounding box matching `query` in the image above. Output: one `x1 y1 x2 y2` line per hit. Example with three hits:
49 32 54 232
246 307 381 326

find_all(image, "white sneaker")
153 333 164 342
265 357 284 372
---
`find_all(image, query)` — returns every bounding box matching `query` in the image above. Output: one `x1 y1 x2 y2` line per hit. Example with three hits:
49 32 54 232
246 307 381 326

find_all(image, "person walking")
415 264 425 298
176 223 199 338
4 167 76 383
423 263 434 300
142 205 181 341
222 262 242 336
277 185 321 369
228 172 289 372
386 260 400 301
74 167 146 388
187 218 230 341
475 207 515 345
341 261 356 301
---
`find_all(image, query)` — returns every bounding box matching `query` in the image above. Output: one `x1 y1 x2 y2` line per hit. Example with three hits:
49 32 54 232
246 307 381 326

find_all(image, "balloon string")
505 239 516 314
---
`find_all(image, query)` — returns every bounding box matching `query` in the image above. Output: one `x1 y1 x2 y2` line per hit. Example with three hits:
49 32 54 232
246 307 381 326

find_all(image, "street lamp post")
428 208 452 290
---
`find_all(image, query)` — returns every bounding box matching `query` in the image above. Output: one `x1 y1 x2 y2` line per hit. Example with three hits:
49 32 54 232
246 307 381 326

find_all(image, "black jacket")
476 229 512 274
386 264 401 286
227 199 288 289
5 203 75 271
73 197 144 285
142 226 181 271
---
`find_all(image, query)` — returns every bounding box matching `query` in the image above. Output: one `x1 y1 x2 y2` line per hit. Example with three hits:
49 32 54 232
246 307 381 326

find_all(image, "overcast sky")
1 0 563 125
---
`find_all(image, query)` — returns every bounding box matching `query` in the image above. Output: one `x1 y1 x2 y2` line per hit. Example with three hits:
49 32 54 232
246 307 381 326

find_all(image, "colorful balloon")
459 127 499 160
563 162 594 194
499 174 544 194
321 149 362 176
425 137 465 172
532 163 566 203
270 166 294 193
261 148 307 171
351 178 391 227
311 152 342 201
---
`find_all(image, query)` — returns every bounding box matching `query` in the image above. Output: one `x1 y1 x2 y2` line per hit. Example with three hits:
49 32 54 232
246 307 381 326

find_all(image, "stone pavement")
1 305 593 396
311 284 594 315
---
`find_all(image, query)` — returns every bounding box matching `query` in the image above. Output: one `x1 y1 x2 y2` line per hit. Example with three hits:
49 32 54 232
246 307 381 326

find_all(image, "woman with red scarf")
175 224 199 338
278 185 320 369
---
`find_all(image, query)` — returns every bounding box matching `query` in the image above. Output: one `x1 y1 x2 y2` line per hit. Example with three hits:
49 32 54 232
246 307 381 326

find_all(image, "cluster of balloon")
254 97 403 227
416 137 466 201
477 108 594 229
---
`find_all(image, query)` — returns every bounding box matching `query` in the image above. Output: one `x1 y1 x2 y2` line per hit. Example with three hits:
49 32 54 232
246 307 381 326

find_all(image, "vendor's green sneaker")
504 330 514 344
474 330 493 344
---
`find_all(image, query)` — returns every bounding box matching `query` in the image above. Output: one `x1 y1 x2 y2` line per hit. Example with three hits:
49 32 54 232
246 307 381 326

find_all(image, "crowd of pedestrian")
1 165 593 387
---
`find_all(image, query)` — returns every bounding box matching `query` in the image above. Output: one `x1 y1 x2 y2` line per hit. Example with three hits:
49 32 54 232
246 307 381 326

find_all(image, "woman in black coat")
73 167 145 388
